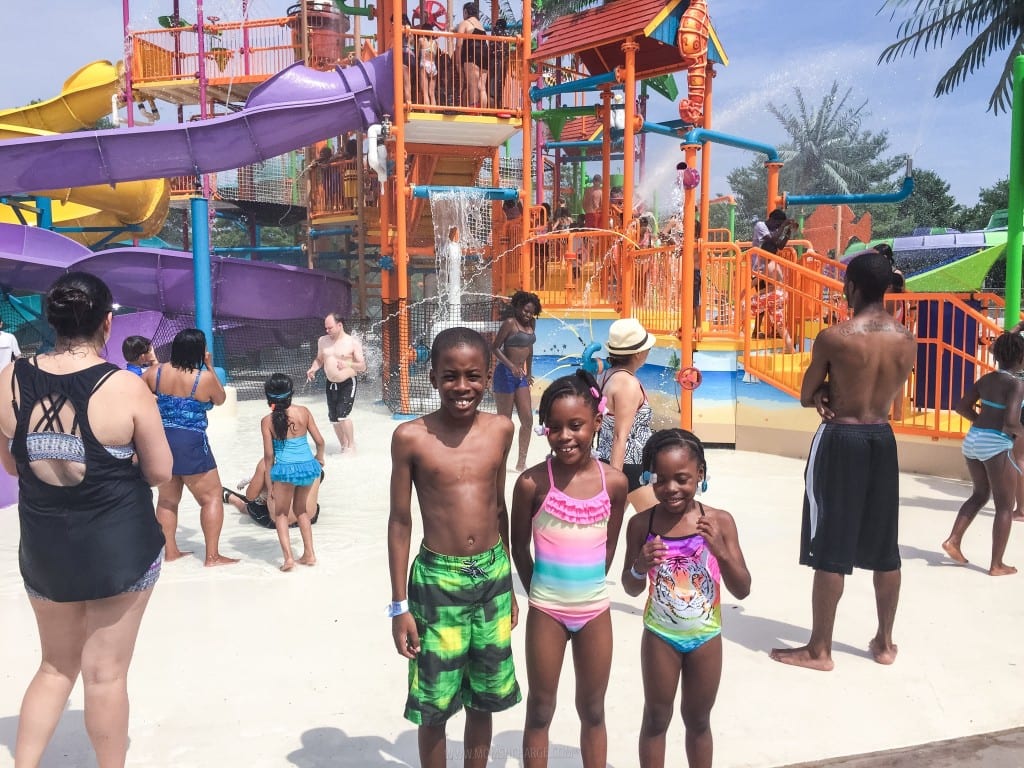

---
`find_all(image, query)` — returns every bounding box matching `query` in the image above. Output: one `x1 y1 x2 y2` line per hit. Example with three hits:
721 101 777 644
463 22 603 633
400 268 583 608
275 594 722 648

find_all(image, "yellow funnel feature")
0 60 122 132
0 62 170 247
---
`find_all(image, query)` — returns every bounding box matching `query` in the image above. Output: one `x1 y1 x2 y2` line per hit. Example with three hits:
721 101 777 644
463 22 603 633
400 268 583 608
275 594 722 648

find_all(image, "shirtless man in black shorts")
306 313 366 453
771 250 914 671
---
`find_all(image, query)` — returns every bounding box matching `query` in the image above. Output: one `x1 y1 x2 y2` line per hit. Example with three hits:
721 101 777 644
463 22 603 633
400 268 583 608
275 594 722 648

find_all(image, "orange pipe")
390 0 411 413
766 162 783 214
698 63 713 238
520 0 533 291
622 38 638 228
600 87 612 229
679 143 699 432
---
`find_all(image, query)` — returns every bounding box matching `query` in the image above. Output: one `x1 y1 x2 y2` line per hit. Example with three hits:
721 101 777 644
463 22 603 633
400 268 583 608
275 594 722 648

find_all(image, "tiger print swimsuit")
641 504 722 653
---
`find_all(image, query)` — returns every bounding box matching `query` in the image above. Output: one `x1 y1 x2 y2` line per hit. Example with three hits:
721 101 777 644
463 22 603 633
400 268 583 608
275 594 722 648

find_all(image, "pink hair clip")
534 425 550 436
589 387 608 414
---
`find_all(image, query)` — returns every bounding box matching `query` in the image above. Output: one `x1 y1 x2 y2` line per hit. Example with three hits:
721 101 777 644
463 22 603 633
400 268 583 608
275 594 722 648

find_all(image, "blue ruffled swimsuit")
270 436 321 487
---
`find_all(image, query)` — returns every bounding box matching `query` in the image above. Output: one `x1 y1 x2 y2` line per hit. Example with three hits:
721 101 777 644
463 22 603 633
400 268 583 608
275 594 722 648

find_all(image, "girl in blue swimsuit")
944 332 1024 575
261 373 326 571
621 429 751 768
492 290 541 471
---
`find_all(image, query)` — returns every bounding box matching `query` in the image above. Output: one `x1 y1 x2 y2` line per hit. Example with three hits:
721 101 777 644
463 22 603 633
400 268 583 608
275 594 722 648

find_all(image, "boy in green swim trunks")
388 327 521 767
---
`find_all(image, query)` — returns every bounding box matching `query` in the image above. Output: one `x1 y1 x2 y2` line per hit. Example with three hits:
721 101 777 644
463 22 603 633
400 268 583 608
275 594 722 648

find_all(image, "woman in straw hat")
595 318 656 506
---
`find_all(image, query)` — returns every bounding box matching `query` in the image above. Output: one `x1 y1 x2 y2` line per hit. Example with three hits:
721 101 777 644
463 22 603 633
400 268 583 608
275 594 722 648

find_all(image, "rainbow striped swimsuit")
528 458 612 633
642 506 722 653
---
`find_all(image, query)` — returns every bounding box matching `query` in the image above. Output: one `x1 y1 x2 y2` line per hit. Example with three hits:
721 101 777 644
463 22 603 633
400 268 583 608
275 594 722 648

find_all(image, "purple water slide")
0 223 351 321
0 53 394 194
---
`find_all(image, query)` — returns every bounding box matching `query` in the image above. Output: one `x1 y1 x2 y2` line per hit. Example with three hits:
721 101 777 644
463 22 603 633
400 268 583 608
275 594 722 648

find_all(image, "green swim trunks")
405 540 521 726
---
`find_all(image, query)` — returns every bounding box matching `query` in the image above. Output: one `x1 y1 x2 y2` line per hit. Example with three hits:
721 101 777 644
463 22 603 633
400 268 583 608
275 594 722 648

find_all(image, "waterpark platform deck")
2 394 1022 767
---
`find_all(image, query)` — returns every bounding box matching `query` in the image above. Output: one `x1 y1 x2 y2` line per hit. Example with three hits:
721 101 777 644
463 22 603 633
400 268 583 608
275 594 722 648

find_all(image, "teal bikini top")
981 399 1007 410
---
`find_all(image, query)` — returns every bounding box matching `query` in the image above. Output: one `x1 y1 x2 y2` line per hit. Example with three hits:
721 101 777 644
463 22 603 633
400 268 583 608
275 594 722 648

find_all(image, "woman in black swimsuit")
492 290 541 471
455 2 489 107
0 273 172 767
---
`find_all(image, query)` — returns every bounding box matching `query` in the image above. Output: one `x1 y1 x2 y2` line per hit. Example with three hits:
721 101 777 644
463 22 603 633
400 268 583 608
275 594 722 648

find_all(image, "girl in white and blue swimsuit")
944 332 1024 575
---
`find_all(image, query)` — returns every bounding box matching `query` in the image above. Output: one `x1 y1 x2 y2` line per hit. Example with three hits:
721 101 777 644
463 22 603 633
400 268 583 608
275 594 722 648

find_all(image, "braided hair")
264 372 295 440
538 369 602 425
992 331 1024 370
641 429 707 481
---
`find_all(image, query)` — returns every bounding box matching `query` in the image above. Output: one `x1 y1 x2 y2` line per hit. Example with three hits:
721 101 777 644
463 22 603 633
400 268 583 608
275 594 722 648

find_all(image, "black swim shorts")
326 379 356 422
800 422 901 575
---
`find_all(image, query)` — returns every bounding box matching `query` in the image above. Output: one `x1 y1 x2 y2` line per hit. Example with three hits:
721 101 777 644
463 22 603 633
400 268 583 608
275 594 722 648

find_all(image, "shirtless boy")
771 250 914 672
306 313 366 453
388 327 521 768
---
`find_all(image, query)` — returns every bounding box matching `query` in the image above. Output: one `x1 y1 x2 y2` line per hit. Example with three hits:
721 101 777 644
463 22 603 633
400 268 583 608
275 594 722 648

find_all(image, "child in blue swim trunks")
261 373 325 572
621 429 751 768
943 331 1024 575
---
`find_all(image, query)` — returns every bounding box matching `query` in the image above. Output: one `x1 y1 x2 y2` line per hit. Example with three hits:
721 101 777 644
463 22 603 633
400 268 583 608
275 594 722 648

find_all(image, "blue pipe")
786 175 915 206
682 128 780 163
544 140 607 149
529 71 617 102
190 196 214 353
37 197 52 229
211 246 304 254
641 121 684 139
308 226 356 238
411 186 519 200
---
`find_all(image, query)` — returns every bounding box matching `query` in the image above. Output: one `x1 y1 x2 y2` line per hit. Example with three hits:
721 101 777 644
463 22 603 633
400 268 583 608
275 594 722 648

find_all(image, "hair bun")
48 286 92 316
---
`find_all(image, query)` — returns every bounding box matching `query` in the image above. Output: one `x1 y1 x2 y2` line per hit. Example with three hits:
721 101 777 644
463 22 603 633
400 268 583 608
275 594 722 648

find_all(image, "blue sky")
0 0 1011 208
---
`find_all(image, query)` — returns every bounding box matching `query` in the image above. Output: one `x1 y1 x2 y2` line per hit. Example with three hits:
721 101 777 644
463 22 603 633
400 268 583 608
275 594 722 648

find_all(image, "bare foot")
298 554 317 566
1013 511 1024 522
205 554 240 567
281 560 295 572
769 646 834 672
941 539 968 564
164 549 193 562
868 637 898 665
989 563 1018 576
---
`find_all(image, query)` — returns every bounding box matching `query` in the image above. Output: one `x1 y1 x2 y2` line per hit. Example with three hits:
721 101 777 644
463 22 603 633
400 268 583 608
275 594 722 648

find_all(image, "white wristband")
386 600 409 618
629 565 646 581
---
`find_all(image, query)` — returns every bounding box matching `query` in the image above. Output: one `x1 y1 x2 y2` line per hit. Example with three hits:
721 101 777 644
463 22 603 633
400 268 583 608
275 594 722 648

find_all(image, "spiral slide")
0 61 170 247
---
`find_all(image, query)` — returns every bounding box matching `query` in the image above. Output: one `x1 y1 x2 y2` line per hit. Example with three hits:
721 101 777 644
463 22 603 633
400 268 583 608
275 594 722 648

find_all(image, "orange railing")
736 249 1005 439
131 17 375 85
403 28 523 116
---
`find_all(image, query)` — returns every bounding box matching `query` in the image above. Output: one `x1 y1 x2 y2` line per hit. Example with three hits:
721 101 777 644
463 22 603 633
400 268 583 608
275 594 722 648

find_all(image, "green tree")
878 0 1024 114
957 176 1009 230
726 82 903 238
863 168 964 238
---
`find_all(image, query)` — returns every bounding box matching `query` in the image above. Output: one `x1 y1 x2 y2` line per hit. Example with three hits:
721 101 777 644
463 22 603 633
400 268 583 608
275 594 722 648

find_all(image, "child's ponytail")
264 372 295 441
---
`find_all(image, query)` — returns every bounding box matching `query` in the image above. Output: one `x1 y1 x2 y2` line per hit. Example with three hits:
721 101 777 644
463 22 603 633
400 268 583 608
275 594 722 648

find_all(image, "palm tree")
878 0 1024 114
769 82 901 195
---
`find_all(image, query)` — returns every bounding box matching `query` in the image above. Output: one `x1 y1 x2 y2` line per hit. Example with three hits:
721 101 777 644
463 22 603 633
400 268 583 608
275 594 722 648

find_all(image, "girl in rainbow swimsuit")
510 370 628 768
622 429 752 768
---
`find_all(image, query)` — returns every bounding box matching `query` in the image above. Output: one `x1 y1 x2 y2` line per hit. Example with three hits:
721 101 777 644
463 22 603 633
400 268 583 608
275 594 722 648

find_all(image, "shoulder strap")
92 367 118 395
596 458 607 492
646 508 656 537
154 364 163 394
546 455 555 487
599 367 629 395
190 370 202 398
10 356 21 413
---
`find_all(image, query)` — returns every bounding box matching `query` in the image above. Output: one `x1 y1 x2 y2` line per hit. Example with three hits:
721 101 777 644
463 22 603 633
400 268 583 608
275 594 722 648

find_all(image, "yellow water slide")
0 61 169 246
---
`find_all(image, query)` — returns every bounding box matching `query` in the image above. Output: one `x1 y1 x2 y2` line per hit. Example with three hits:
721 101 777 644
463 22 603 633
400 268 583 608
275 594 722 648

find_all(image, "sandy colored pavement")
2 393 1023 767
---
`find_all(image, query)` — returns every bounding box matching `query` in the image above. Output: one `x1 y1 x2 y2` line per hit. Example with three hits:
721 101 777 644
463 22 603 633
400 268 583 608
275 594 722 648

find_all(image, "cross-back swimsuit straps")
642 504 722 653
11 358 164 602
528 458 612 633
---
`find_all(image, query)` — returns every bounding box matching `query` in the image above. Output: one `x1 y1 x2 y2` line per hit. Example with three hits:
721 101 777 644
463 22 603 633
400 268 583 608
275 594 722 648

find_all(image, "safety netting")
379 297 507 415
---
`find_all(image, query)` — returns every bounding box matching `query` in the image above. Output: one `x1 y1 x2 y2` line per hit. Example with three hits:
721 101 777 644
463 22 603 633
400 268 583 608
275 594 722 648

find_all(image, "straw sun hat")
605 318 656 356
